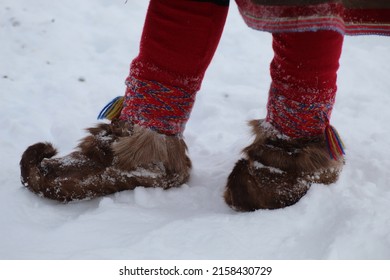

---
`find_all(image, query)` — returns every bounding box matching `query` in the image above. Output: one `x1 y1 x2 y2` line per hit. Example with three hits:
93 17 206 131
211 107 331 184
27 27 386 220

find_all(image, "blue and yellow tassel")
97 96 124 120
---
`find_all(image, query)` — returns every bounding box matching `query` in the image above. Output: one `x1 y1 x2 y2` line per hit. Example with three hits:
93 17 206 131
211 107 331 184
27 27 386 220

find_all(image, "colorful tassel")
325 125 345 160
97 96 124 120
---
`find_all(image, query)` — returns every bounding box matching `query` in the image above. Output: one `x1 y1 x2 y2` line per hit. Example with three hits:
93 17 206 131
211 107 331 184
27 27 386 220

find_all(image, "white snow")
1 0 390 260
253 161 285 174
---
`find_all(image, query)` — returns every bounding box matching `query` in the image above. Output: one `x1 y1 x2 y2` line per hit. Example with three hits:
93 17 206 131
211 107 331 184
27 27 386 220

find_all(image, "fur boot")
20 119 191 202
224 119 344 211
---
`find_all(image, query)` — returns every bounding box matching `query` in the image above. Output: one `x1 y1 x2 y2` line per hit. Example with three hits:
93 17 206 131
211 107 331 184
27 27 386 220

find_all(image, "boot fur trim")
244 119 344 176
113 125 190 176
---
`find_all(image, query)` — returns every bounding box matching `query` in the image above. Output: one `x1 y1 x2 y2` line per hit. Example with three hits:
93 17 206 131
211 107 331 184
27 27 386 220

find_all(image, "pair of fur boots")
20 119 343 209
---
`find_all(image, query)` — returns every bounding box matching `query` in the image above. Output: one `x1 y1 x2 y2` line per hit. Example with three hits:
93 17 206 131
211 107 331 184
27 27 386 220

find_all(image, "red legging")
267 31 344 138
120 0 344 138
120 0 229 135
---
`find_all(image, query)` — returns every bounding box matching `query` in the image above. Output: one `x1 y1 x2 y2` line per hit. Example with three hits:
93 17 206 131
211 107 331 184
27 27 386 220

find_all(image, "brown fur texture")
224 119 344 211
20 119 191 202
113 125 190 175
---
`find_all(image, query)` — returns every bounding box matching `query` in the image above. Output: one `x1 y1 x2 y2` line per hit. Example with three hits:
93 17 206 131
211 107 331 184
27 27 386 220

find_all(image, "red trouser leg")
266 30 344 138
120 0 229 136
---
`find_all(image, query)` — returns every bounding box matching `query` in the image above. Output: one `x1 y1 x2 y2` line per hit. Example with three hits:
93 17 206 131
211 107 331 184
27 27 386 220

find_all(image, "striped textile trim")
236 2 390 35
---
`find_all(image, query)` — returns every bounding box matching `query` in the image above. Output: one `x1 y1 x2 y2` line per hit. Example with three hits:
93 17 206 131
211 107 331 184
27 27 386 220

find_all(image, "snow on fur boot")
20 119 191 202
224 119 345 211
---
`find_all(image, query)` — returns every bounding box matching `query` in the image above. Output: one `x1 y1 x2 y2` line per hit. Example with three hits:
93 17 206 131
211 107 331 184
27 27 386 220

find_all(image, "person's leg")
224 30 345 211
267 30 343 141
20 0 229 202
120 0 229 136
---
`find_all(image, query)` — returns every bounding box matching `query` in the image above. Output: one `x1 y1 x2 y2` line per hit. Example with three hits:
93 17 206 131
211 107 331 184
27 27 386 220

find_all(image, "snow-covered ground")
1 0 390 260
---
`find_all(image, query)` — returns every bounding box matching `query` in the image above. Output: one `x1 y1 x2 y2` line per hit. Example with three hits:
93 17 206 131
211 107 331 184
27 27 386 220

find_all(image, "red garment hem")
236 1 390 35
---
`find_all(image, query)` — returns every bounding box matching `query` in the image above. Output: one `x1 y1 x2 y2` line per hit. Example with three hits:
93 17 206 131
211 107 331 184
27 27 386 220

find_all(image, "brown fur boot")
20 119 191 202
224 119 344 211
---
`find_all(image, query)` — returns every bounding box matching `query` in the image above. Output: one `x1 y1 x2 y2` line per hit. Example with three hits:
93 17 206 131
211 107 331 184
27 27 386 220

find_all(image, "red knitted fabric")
120 0 228 135
266 30 344 138
120 76 196 136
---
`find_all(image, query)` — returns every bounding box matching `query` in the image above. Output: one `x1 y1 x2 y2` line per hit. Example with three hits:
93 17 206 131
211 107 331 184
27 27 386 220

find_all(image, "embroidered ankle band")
119 76 195 136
